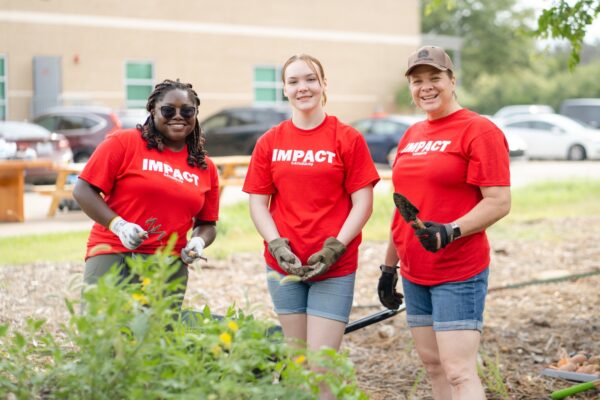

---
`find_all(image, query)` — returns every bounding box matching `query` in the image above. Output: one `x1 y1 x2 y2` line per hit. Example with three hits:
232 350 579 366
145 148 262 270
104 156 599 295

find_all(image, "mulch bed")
1 216 599 399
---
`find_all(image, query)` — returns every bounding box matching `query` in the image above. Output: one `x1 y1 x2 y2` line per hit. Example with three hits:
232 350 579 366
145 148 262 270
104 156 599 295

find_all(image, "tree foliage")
537 0 600 67
420 0 536 89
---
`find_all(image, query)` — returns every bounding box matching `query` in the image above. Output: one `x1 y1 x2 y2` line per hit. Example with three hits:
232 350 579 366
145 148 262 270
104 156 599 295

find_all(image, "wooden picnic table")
0 159 55 222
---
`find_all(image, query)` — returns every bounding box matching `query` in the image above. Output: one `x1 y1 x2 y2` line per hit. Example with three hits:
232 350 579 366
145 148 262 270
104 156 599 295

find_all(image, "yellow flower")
227 321 239 332
294 355 306 365
141 277 151 289
219 332 232 349
131 293 148 305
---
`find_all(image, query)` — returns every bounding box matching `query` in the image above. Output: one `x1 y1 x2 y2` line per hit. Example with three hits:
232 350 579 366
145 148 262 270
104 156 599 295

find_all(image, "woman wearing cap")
377 46 511 399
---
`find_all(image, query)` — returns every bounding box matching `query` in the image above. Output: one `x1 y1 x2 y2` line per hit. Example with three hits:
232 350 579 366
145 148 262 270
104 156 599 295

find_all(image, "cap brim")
405 62 449 76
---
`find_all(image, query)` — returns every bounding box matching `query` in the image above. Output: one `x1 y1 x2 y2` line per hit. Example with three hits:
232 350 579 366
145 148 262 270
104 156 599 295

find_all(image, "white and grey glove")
109 216 147 250
181 236 205 264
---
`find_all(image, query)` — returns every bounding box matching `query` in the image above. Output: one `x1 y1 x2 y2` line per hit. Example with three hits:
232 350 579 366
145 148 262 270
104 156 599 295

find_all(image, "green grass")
2 179 599 265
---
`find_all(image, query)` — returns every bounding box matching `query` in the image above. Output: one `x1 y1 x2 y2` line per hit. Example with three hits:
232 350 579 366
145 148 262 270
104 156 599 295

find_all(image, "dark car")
33 106 122 162
0 121 73 183
350 114 424 165
200 106 291 156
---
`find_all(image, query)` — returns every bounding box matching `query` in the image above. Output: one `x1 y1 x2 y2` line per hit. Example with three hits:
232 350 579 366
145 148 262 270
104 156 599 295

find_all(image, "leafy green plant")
0 241 367 399
478 351 511 399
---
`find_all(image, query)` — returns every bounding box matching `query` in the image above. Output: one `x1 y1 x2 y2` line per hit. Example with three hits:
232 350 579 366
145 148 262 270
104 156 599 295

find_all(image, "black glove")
377 265 404 310
414 221 455 253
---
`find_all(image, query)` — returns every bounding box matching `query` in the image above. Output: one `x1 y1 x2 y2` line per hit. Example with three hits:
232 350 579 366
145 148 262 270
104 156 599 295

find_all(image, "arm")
383 225 400 266
454 185 511 236
248 193 303 275
248 193 280 242
73 178 117 228
415 185 511 252
189 223 217 247
73 177 147 250
335 185 374 245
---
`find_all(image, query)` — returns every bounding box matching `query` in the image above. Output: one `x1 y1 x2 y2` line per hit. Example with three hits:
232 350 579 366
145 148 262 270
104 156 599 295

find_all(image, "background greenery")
395 0 600 115
1 179 599 265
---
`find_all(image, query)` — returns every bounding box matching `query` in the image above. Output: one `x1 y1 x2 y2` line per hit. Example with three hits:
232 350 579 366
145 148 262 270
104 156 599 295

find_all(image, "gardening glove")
377 265 404 310
268 238 305 276
109 216 147 250
303 237 347 281
414 221 454 253
181 236 205 264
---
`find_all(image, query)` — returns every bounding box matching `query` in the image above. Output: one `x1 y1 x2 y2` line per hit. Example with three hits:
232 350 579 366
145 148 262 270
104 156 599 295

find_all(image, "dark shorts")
84 253 188 308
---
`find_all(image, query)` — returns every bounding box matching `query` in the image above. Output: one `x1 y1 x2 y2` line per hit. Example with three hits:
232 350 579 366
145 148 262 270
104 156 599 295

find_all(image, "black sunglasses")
159 105 197 119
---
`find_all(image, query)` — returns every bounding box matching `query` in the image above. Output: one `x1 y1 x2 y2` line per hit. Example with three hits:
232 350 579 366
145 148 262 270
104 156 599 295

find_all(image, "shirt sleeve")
242 130 275 194
196 159 220 221
78 133 126 194
466 124 511 187
341 127 381 194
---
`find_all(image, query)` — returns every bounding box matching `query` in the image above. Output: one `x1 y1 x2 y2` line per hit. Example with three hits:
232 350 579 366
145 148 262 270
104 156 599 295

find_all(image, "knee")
420 355 445 378
442 362 475 387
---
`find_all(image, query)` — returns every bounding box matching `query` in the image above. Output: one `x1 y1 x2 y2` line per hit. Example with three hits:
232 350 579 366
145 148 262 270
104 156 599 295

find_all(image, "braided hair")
138 79 207 169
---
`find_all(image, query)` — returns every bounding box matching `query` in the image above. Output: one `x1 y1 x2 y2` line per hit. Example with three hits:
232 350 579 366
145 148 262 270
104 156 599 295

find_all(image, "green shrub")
0 240 367 399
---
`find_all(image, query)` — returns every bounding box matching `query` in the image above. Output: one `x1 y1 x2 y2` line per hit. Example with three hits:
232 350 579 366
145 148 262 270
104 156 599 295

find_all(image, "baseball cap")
405 46 454 76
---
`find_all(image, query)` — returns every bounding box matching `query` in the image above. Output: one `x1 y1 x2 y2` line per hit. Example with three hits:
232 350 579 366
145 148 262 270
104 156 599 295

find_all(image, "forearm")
454 186 511 237
190 224 217 247
72 178 117 228
336 186 374 245
384 225 400 266
249 194 280 242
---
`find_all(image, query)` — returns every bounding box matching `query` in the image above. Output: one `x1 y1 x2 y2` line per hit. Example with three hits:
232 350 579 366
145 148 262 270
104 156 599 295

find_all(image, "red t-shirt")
243 115 380 280
79 129 220 259
391 109 510 285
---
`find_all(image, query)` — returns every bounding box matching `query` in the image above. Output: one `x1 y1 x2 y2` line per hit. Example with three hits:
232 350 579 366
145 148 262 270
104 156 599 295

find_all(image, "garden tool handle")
550 379 599 399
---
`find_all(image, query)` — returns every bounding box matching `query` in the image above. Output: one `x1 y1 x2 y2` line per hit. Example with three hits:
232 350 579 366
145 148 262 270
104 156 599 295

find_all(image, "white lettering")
146 159 164 172
303 150 315 163
173 169 183 182
315 150 327 162
276 149 292 161
292 150 304 162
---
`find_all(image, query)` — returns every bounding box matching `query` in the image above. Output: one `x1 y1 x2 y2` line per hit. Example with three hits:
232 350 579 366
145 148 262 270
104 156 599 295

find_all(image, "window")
125 61 154 109
0 55 6 120
254 66 287 105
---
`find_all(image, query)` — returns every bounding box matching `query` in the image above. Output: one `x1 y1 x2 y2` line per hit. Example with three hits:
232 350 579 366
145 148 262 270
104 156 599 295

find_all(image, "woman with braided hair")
73 79 219 305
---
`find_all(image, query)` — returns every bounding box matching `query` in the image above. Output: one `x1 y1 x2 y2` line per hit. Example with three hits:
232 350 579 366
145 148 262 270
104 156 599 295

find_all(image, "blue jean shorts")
266 267 355 323
401 268 489 332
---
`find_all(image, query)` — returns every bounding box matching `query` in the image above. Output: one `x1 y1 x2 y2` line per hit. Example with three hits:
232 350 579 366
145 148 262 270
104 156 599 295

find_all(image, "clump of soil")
1 217 599 399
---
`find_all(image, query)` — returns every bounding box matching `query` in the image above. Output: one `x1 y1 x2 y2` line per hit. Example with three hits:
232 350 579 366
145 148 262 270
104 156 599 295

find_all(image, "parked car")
494 104 555 119
498 113 600 160
559 98 600 128
200 106 291 156
32 106 122 162
483 116 528 160
115 108 149 129
0 121 73 183
0 135 17 159
350 114 424 165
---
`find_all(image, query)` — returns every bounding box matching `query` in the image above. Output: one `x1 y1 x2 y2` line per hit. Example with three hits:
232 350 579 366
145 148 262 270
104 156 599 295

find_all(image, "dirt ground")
1 216 599 399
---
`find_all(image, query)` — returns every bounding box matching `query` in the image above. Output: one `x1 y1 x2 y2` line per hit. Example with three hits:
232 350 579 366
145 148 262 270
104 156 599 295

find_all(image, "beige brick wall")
0 0 420 122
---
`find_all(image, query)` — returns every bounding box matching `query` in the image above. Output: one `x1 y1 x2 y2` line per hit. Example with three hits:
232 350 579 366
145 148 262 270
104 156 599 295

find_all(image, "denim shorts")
265 267 355 323
401 268 489 332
